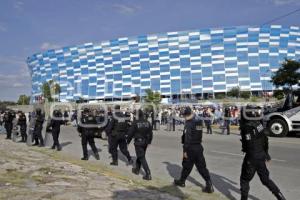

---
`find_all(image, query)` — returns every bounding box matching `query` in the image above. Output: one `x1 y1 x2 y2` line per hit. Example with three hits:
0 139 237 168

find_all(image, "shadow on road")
87 148 102 159
163 162 260 200
60 141 72 148
163 161 204 188
112 184 185 200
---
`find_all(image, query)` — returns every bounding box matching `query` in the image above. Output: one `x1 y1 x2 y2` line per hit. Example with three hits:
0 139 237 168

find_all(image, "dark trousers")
152 120 156 130
52 130 60 147
180 144 211 183
34 129 44 145
81 134 98 158
5 124 12 139
20 125 27 141
135 144 150 174
111 137 131 162
240 157 280 197
222 120 230 135
205 123 212 134
172 119 176 131
107 135 112 154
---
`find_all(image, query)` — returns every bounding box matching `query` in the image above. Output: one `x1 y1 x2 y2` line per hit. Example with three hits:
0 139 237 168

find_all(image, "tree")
41 80 61 102
144 89 161 105
227 87 240 98
273 90 285 100
144 89 161 113
49 80 61 102
41 82 52 102
215 93 225 99
240 91 251 99
271 59 300 90
17 95 30 105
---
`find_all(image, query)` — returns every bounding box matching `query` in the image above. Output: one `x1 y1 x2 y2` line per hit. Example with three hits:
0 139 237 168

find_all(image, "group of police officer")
1 108 65 151
1 104 287 200
77 105 153 180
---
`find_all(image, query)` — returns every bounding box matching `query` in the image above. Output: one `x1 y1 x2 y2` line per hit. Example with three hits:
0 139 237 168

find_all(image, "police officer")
174 106 214 193
105 105 133 166
77 108 100 160
239 105 286 200
18 111 27 142
3 110 13 139
127 109 153 180
33 108 45 147
222 107 231 135
49 110 64 151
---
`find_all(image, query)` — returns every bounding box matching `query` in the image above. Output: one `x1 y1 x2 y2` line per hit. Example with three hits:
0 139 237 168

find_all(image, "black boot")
132 167 140 175
143 172 152 181
81 157 88 161
241 195 248 200
32 142 39 146
202 181 214 193
94 153 100 160
128 158 133 165
275 192 286 200
51 144 56 149
110 160 118 166
174 179 185 187
57 145 62 151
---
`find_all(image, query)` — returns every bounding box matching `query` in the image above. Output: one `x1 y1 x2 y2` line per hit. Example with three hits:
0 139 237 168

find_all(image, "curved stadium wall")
27 25 300 102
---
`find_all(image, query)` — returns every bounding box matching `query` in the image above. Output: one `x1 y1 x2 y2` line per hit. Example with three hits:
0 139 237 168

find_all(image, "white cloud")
267 0 300 5
0 56 31 100
13 1 24 10
40 42 60 50
0 23 7 32
113 3 141 15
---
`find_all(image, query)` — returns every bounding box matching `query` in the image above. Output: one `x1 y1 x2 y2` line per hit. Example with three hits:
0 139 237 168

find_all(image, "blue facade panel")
27 25 300 102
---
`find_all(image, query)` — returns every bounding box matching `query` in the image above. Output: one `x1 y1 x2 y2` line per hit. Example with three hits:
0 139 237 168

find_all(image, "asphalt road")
38 125 300 200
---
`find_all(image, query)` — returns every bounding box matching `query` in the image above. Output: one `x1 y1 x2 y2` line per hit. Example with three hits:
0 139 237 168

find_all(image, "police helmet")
114 105 121 110
36 108 42 115
181 106 192 116
244 104 262 118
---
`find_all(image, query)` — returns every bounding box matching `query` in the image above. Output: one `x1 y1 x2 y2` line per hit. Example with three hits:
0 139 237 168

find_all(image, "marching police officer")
105 105 133 166
33 108 45 147
240 105 286 200
174 106 214 193
77 108 100 160
127 109 153 181
3 110 13 139
18 111 27 142
49 110 64 151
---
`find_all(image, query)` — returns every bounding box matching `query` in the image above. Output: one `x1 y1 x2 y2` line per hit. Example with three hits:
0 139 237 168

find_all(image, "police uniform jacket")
240 121 271 161
127 119 153 146
181 115 203 151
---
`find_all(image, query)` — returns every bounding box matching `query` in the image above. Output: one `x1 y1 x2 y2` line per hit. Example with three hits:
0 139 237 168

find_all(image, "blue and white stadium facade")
27 25 300 102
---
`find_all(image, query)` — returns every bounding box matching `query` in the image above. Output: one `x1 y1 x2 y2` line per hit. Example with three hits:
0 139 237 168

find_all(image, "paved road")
40 125 300 200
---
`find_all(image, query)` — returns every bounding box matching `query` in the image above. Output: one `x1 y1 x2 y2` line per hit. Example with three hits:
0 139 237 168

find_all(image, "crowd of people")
0 103 287 200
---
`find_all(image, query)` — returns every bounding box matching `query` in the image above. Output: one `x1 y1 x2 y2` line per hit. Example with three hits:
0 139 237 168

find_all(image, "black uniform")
222 107 231 135
33 109 45 147
127 112 153 180
240 119 285 200
18 113 27 142
77 111 100 160
174 108 214 193
49 111 64 150
3 111 13 139
105 110 132 165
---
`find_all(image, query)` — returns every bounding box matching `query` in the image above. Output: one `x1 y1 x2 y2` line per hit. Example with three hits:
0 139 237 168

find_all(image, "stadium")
27 25 300 102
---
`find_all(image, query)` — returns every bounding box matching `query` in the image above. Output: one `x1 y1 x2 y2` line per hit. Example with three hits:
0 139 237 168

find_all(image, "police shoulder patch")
246 134 251 140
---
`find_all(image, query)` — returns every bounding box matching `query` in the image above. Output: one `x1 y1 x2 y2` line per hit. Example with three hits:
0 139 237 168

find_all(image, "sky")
0 0 300 101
